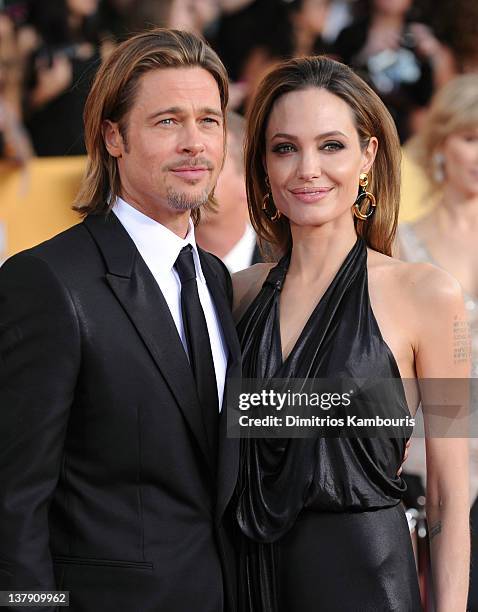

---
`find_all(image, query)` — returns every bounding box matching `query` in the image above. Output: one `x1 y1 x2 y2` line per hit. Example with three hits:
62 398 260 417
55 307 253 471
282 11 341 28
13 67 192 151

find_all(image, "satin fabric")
235 238 422 611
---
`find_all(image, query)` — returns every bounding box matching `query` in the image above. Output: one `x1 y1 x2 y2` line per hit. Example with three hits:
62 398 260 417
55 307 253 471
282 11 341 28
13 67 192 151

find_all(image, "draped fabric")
234 238 421 612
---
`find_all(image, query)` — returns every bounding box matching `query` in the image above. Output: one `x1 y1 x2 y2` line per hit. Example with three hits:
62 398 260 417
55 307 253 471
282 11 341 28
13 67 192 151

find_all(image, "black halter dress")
235 238 422 612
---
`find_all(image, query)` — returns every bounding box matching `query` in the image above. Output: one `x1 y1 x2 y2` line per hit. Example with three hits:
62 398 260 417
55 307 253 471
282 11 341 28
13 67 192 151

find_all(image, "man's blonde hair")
74 28 229 221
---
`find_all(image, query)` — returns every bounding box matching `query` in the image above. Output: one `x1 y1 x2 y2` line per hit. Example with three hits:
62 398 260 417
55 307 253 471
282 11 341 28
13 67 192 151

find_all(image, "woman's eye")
322 141 344 151
273 143 296 154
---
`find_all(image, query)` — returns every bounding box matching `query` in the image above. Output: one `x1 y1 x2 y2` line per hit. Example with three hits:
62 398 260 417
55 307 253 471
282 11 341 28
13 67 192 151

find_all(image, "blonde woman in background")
398 73 478 610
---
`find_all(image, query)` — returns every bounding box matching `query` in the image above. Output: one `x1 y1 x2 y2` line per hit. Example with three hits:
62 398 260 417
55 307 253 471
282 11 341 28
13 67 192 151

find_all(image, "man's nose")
178 122 206 155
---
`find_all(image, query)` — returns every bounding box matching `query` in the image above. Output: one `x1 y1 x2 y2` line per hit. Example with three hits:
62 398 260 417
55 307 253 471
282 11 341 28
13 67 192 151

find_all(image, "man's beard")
167 187 210 211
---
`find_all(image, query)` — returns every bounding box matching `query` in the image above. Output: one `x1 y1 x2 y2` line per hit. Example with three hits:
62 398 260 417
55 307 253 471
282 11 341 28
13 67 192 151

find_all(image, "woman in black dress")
232 56 470 611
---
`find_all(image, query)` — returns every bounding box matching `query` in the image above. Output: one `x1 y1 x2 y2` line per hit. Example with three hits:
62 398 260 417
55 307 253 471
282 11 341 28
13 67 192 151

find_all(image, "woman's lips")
289 187 333 203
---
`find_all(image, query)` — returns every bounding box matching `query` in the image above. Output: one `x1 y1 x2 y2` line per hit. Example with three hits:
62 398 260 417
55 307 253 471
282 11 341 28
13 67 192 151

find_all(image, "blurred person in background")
0 7 32 162
98 0 138 41
214 0 334 112
196 111 262 272
168 0 220 37
213 0 268 83
280 0 333 57
320 0 353 44
0 7 22 114
23 0 106 156
215 0 333 78
0 90 32 163
107 1 220 45
114 0 174 34
398 74 478 611
333 0 438 142
428 0 478 83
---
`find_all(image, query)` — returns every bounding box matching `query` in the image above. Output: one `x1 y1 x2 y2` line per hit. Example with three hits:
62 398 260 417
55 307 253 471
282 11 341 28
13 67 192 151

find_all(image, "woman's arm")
412 264 470 611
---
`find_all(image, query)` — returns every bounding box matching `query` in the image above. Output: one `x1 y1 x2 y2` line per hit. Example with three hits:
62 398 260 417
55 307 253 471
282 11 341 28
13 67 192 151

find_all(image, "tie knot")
174 245 196 284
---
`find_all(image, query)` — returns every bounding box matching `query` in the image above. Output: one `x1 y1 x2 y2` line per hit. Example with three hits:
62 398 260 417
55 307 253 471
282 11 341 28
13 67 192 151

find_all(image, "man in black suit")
0 29 240 612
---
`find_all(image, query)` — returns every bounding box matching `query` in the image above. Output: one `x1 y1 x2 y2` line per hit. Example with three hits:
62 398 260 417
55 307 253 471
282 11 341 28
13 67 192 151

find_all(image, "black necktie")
174 245 219 460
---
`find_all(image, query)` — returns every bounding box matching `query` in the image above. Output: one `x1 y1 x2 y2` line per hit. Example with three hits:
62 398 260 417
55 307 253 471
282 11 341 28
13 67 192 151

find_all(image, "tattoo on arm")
453 316 471 364
429 521 442 540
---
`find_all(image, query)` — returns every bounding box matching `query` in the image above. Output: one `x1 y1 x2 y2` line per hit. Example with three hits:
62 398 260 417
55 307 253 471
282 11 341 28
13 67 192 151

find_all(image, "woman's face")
67 0 99 18
441 126 478 199
264 87 377 229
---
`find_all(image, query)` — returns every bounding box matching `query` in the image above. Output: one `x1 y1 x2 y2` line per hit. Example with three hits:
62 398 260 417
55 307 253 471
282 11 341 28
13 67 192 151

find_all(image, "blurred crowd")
1 0 478 161
1 1 478 607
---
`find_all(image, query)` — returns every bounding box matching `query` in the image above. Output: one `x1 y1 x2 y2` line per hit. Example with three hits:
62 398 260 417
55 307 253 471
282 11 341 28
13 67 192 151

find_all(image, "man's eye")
158 118 175 125
322 141 344 151
273 143 296 154
202 117 220 125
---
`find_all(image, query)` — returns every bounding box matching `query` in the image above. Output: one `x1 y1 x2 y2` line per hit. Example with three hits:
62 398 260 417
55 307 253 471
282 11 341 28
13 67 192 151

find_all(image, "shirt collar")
113 197 206 283
222 223 257 273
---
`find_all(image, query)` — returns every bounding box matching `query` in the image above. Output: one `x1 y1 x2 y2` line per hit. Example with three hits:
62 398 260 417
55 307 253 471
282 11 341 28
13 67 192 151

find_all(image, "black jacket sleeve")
0 253 80 600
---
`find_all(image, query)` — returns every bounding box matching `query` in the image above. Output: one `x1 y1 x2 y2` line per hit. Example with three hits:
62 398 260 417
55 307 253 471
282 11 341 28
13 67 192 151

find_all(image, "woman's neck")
288 217 358 283
435 185 478 231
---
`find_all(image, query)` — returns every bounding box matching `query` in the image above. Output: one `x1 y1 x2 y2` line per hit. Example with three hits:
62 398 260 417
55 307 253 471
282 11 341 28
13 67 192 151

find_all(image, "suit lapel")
198 251 242 521
84 213 213 471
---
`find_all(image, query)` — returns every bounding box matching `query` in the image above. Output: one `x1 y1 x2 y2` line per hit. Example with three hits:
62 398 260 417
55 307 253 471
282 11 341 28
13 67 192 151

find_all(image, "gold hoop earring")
353 172 376 221
262 177 281 221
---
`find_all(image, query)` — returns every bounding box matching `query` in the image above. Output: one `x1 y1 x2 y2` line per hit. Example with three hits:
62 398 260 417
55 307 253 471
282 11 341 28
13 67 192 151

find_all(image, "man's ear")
102 120 124 158
361 136 378 174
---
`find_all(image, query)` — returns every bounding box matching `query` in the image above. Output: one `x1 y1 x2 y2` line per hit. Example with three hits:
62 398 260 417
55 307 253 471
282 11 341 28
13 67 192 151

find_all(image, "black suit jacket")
0 213 241 612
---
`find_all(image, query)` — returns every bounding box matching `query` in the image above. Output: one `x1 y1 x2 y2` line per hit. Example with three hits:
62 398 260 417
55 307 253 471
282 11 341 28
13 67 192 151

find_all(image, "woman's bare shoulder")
368 249 463 315
232 263 275 323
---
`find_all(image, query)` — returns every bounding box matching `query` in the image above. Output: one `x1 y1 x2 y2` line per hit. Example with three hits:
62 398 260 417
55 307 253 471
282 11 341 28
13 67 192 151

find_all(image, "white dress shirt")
222 223 258 274
113 197 228 410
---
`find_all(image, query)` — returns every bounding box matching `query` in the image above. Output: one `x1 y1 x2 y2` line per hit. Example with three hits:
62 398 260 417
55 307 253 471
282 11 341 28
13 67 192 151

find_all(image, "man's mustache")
166 158 214 170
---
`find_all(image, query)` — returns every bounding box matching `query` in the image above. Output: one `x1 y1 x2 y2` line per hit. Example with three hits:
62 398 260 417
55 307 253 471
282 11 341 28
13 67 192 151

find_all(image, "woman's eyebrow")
270 130 348 140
